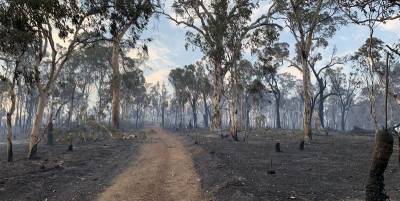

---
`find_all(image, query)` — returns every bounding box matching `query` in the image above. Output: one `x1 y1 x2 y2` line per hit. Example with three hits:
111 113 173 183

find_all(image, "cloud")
251 1 273 22
379 19 400 34
146 68 171 85
281 67 302 79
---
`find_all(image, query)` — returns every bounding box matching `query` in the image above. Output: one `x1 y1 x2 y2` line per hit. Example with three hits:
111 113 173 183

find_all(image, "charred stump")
299 140 304 151
47 121 54 145
366 129 393 201
275 142 281 152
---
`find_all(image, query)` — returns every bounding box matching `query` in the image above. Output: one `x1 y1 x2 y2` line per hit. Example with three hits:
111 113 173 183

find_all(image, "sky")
139 1 400 85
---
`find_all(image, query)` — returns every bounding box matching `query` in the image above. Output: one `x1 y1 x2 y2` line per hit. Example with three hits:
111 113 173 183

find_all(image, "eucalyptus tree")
309 48 344 129
273 0 345 142
0 1 37 161
352 37 386 132
327 67 360 131
255 38 289 129
196 62 212 128
183 64 201 128
94 0 160 129
165 0 280 131
148 83 161 124
160 82 168 128
121 68 146 125
169 68 190 128
0 0 119 159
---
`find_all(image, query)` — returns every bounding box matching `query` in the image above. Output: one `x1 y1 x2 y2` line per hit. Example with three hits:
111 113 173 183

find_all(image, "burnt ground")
0 130 148 201
181 128 400 201
1 127 400 201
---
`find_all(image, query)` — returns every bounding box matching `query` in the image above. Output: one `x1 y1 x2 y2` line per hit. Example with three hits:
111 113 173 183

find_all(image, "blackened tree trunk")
191 97 198 128
341 106 346 131
366 129 393 201
135 106 140 128
211 57 224 131
274 92 281 129
203 95 208 128
67 86 75 129
318 80 326 129
161 104 165 128
47 103 54 145
302 55 313 142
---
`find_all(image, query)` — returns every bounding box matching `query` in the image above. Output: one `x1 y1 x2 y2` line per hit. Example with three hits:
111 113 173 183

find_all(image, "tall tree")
96 0 159 129
274 0 344 142
165 0 280 131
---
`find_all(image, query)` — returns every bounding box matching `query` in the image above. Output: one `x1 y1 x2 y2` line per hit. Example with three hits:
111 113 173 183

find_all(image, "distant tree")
184 64 201 128
309 48 345 129
165 0 280 131
121 68 146 125
160 83 168 128
169 68 190 128
327 68 360 131
255 40 289 129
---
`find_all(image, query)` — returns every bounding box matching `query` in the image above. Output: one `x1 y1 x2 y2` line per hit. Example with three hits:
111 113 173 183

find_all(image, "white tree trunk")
28 93 47 159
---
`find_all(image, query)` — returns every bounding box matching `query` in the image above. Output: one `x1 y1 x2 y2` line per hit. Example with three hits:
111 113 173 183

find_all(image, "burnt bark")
274 92 281 129
211 58 223 131
302 56 313 142
111 39 121 129
365 129 393 201
203 95 209 128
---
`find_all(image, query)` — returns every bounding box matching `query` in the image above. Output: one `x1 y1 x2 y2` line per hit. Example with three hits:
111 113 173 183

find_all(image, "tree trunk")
6 88 16 162
275 93 281 129
47 104 54 145
203 95 208 128
67 86 75 129
28 93 47 159
302 57 312 142
341 108 346 132
211 61 223 131
318 82 325 128
136 106 140 128
366 129 393 201
191 98 197 128
111 39 121 129
161 104 165 128
229 96 239 141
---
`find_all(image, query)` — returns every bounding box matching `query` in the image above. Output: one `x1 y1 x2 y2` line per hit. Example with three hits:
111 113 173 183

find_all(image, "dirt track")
98 128 206 201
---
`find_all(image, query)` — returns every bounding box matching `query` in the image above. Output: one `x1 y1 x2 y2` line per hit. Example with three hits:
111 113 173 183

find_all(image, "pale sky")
140 1 400 85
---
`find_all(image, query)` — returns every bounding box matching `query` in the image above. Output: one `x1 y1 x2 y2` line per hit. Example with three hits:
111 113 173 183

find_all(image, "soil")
0 130 146 201
1 127 400 201
97 128 206 201
0 128 206 201
181 128 400 201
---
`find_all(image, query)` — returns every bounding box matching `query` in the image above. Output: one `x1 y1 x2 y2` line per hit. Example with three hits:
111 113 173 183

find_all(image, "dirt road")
98 128 206 201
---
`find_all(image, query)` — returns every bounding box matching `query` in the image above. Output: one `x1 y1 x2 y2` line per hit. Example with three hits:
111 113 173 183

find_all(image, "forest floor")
0 129 147 201
181 128 400 201
1 127 400 201
0 128 207 201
